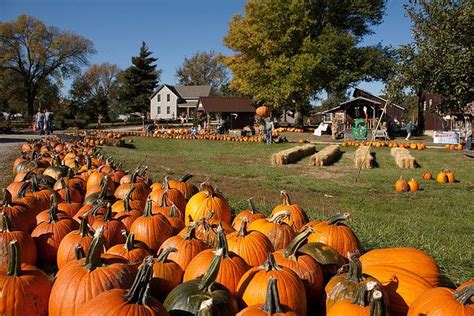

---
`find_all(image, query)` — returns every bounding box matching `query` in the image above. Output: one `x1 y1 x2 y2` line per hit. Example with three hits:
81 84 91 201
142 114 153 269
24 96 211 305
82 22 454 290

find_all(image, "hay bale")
309 145 340 166
354 146 374 169
390 147 416 168
271 144 316 165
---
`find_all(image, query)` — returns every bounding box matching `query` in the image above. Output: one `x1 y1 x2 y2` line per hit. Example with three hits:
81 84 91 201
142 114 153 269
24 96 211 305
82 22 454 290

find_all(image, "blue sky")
1 0 413 97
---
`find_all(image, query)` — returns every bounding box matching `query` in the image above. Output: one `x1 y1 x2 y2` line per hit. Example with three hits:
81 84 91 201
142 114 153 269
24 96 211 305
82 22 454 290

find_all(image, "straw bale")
309 145 340 166
271 144 316 165
354 146 374 169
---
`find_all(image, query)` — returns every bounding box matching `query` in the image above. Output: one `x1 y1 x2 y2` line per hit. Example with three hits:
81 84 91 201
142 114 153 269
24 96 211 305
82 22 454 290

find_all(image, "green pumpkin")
164 248 238 315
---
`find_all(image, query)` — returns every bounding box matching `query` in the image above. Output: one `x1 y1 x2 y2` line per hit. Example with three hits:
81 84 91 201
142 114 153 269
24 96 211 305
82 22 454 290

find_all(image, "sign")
433 131 460 144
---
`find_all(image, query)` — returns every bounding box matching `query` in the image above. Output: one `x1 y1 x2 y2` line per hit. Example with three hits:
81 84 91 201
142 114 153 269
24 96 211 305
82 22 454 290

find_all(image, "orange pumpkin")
106 231 151 266
248 211 296 251
167 173 199 201
436 170 448 183
270 191 308 231
91 203 127 247
395 176 410 192
148 247 184 301
304 213 363 260
0 212 37 265
328 284 388 316
446 170 456 183
422 171 433 180
408 178 419 191
408 285 474 316
232 197 265 231
256 105 270 118
185 183 231 225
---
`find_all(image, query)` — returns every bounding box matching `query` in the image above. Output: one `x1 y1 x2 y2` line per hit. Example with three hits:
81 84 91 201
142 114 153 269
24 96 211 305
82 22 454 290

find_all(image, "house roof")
175 85 211 99
353 88 405 111
197 96 255 113
322 97 381 114
149 84 211 100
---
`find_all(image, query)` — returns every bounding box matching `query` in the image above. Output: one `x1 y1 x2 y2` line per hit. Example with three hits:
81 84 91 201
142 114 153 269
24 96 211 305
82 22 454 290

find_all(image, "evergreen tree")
118 42 160 113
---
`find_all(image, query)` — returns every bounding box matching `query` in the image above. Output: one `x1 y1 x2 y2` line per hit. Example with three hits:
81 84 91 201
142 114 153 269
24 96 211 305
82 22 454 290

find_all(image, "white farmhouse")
149 84 211 120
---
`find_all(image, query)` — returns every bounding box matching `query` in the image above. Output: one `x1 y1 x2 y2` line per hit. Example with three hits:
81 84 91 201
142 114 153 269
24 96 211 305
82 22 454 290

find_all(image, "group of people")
33 108 54 135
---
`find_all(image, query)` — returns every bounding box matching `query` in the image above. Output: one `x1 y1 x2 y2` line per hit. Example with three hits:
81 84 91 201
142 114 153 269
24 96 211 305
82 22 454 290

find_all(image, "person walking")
44 108 54 134
266 120 274 144
36 109 45 135
405 120 413 141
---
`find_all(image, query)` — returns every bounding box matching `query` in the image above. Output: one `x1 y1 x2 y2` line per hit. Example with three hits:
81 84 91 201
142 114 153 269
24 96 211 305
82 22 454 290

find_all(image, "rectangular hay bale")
271 144 316 165
309 145 340 166
354 146 374 169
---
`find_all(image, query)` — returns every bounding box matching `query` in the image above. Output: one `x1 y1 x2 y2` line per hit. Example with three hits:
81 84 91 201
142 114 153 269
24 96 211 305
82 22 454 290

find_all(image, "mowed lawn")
101 136 474 284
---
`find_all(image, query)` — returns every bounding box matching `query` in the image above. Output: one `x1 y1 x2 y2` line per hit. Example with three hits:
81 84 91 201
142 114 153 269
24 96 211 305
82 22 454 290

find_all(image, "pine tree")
118 42 160 113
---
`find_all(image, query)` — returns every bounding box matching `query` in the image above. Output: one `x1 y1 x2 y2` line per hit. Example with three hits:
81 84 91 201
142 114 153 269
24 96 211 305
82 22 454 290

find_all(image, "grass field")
100 136 470 283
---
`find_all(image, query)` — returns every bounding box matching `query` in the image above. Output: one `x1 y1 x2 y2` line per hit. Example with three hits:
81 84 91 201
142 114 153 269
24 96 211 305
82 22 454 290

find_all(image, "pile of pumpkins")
444 144 464 150
1 137 472 315
342 140 427 150
395 170 456 192
274 127 305 133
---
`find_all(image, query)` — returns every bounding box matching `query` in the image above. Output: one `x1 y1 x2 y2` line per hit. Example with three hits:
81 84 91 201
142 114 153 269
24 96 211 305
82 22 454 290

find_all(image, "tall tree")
117 42 160 113
389 0 473 132
0 15 95 115
223 0 393 126
175 50 228 93
69 63 120 120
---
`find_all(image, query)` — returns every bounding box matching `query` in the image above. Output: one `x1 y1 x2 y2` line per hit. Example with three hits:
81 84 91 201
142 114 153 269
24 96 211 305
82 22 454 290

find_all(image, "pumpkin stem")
101 203 112 222
130 169 139 183
168 204 178 218
454 285 474 305
200 182 215 197
84 226 105 271
0 212 12 232
179 173 193 182
7 240 21 276
124 256 155 305
184 224 198 240
283 226 314 259
31 175 39 192
268 210 290 224
1 189 13 207
157 247 177 262
352 281 376 306
143 198 153 217
98 175 110 200
163 176 170 191
123 230 134 251
237 217 249 237
261 277 284 314
160 191 168 208
216 223 230 258
369 289 388 316
346 252 364 282
16 181 30 198
64 183 72 204
75 244 86 260
123 187 134 213
247 197 258 214
261 253 282 272
280 190 291 205
89 201 105 216
198 299 213 316
78 215 90 237
48 194 60 223
85 154 92 170
327 212 351 225
198 248 223 292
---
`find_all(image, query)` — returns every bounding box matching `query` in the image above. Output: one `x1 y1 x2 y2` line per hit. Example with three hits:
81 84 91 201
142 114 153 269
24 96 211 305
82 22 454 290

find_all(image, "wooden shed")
197 96 256 129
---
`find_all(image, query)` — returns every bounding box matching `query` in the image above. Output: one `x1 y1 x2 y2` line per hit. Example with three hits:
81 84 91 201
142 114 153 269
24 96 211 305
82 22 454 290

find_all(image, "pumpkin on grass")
237 277 298 315
56 215 95 269
48 226 137 316
227 217 274 267
422 171 433 180
75 256 169 316
248 211 296 251
304 213 363 260
408 178 419 191
183 225 249 295
164 248 238 315
436 170 448 184
158 224 209 270
395 176 410 192
232 197 265 231
446 170 456 183
148 247 184 301
106 231 151 266
270 191 308 230
360 247 441 287
408 285 474 315
273 227 324 306
185 182 231 225
237 252 307 315
0 240 52 316
0 212 37 265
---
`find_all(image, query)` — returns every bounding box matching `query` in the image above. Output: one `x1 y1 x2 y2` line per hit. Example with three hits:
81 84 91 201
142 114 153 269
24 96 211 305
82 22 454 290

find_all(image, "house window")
167 107 170 114
167 94 170 102
157 106 161 114
157 94 161 102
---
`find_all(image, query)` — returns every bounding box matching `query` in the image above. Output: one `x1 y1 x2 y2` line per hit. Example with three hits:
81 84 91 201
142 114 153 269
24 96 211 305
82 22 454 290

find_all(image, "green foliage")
176 50 228 94
0 14 95 115
117 42 160 114
390 1 473 116
223 0 393 126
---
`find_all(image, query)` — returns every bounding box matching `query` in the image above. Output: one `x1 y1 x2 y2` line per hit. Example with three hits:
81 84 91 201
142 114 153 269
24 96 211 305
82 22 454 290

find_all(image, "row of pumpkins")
342 140 427 150
395 170 457 192
1 137 472 315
